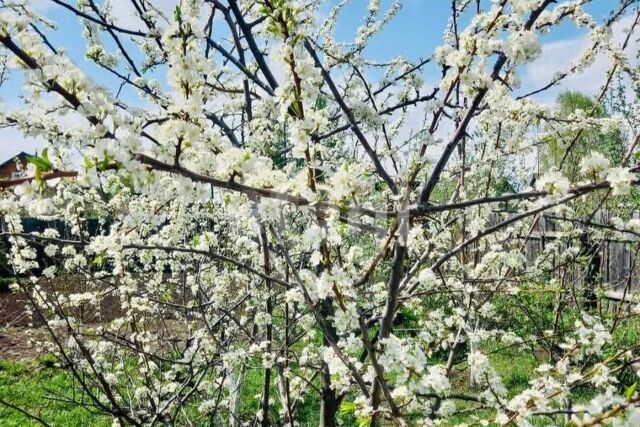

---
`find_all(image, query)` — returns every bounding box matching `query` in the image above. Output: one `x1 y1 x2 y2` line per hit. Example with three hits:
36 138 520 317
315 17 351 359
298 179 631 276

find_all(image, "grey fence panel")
485 211 640 294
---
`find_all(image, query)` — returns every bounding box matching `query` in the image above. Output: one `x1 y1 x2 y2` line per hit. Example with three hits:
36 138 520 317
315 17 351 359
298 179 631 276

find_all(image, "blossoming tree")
2 0 640 425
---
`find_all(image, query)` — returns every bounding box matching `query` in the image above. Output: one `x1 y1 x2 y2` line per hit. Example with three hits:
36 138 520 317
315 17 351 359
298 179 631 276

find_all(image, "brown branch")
0 171 78 189
304 39 398 194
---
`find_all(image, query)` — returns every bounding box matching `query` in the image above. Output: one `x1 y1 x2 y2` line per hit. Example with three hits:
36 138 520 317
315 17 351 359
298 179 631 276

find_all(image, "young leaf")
625 382 637 399
27 154 53 172
92 253 105 268
83 156 94 170
339 401 356 416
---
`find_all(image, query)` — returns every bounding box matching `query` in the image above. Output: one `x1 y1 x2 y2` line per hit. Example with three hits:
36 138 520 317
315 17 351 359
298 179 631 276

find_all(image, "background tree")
541 90 626 182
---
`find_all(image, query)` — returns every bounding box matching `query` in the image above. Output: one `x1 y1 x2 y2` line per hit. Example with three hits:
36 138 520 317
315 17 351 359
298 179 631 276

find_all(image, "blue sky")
330 0 617 61
0 0 633 162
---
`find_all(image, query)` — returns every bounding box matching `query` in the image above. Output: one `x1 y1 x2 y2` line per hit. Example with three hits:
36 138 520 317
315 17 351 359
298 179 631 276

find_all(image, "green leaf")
83 156 94 170
97 155 112 172
119 174 133 190
356 416 371 427
399 306 419 323
625 382 637 399
339 401 356 416
315 95 327 110
26 154 53 172
174 5 182 23
92 253 105 268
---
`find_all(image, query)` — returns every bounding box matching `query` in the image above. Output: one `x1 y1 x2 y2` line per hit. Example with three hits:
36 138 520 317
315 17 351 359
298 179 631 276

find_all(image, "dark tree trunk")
319 363 338 427
581 231 601 310
319 298 338 427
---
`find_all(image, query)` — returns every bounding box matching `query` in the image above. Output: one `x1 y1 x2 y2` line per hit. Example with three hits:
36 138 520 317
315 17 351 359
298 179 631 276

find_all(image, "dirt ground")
0 326 50 359
0 291 50 359
0 278 124 360
0 282 186 360
0 290 32 327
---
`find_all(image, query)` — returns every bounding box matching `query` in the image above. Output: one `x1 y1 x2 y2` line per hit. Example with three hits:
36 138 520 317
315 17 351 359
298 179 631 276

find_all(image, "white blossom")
607 167 635 195
535 170 571 196
580 151 610 180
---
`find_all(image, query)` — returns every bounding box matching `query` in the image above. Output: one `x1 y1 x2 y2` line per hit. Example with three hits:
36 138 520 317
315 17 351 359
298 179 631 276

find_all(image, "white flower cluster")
535 170 571 197
580 151 610 180
606 167 635 196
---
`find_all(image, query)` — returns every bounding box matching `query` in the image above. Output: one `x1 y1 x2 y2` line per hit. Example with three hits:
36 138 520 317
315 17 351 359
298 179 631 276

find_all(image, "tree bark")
319 298 338 427
581 231 601 310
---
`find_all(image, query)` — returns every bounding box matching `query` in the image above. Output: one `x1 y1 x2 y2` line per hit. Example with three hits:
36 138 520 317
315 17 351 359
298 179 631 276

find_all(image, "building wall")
0 155 28 180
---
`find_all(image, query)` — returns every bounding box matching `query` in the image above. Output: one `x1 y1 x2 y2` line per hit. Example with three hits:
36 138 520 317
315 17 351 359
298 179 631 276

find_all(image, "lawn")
0 354 322 426
0 349 541 426
0 356 109 427
1 315 638 426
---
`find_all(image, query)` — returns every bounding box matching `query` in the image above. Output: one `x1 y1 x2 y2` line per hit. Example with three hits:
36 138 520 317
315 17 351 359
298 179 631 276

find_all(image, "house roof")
0 152 31 170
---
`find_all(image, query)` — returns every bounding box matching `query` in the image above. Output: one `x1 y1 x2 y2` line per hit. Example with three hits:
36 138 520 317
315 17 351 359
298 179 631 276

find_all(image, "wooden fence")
512 211 640 307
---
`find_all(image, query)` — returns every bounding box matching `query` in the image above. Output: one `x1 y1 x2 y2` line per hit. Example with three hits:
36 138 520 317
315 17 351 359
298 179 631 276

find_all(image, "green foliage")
0 357 109 426
237 366 320 426
492 176 516 195
339 400 356 415
3 330 639 426
541 91 625 183
271 128 289 168
26 149 52 173
624 382 637 399
339 401 370 427
0 349 325 426
173 5 182 24
91 253 105 268
26 149 53 189
557 91 605 117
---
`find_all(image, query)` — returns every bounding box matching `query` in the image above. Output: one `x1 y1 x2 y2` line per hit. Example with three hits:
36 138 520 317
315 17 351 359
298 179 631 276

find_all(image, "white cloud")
109 0 180 31
0 127 43 162
25 0 180 31
0 108 88 165
523 14 639 104
24 0 52 13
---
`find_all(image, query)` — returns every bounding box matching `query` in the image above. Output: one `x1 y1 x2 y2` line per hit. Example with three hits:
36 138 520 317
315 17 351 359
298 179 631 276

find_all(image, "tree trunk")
319 363 338 427
581 232 600 310
229 367 246 427
319 298 338 427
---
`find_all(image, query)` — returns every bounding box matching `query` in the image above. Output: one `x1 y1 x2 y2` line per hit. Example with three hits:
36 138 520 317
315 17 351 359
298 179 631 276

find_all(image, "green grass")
236 365 321 426
0 356 109 426
0 356 321 426
2 317 638 426
0 349 602 426
490 347 538 395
